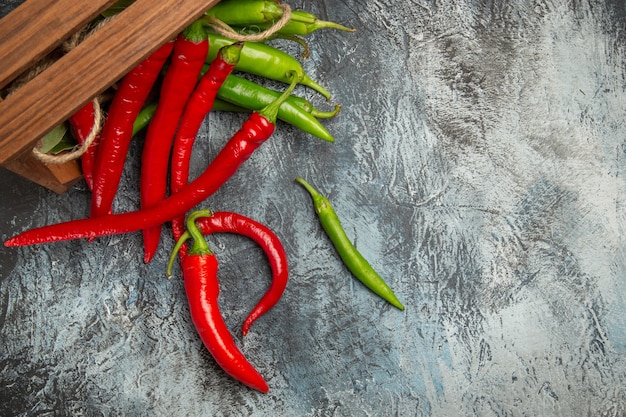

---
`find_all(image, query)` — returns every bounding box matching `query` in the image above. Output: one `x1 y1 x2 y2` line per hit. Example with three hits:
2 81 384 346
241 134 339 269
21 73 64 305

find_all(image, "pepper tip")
256 381 270 394
389 295 405 311
4 236 21 247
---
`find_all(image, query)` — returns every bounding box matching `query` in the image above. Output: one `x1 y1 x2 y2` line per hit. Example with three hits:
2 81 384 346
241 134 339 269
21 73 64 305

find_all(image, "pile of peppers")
4 0 404 393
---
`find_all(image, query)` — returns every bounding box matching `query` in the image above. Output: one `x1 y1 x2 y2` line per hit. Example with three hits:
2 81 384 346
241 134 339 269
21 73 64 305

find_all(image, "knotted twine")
29 19 111 164
204 3 292 42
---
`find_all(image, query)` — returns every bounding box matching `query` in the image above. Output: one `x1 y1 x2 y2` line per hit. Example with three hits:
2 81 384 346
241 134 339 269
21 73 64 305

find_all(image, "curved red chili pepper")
68 101 99 191
140 23 209 264
172 210 269 393
4 74 299 247
90 40 174 218
195 211 288 336
170 43 243 253
181 253 269 392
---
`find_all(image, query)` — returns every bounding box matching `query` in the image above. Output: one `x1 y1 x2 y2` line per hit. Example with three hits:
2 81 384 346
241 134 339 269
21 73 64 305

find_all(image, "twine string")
32 97 103 164
30 18 113 164
205 3 292 42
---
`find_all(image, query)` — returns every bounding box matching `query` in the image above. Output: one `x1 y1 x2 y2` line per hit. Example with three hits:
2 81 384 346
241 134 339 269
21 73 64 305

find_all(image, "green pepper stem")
287 11 356 33
311 103 341 119
301 74 331 100
283 34 311 59
295 177 328 214
288 96 340 119
288 10 317 24
258 71 300 124
295 177 320 198
306 19 356 33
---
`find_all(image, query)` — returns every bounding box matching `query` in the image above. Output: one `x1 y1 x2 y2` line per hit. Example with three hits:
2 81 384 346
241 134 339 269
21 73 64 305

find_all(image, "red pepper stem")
166 230 190 277
220 42 244 64
186 209 213 255
258 71 300 124
182 19 207 43
166 209 213 277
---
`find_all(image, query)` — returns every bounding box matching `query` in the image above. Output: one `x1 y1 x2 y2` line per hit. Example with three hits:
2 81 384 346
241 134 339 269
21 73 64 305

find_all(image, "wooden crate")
0 0 219 193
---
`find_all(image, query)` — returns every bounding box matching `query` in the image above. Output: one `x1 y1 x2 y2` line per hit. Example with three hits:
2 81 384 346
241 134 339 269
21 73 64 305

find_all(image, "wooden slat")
0 0 220 168
0 0 118 89
2 153 82 194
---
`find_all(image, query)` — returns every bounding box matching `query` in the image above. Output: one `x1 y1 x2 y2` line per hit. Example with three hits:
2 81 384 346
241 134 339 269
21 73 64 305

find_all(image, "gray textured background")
1 0 625 416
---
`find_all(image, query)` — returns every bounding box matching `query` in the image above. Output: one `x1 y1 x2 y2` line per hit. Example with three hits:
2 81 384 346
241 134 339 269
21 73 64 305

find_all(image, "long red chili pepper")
68 101 99 191
89 40 174 218
181 211 289 336
4 73 299 247
170 43 243 253
168 210 269 393
140 22 209 264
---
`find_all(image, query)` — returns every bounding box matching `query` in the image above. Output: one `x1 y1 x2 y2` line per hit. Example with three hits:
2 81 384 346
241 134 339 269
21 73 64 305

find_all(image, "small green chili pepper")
216 73 335 142
131 100 248 136
211 98 248 113
241 10 356 36
205 32 331 99
205 0 284 26
132 102 157 137
133 79 340 142
296 178 405 311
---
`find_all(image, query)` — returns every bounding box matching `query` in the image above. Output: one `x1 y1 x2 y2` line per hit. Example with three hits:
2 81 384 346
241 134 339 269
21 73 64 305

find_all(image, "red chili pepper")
170 43 243 253
89 40 174 218
140 23 209 264
68 101 99 191
168 210 269 393
191 211 288 336
4 73 299 247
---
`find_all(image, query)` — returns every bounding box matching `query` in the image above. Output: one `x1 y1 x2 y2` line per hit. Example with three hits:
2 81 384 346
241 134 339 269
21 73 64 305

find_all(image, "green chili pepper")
205 32 331 100
132 102 157 137
205 0 284 26
131 100 247 137
133 78 339 142
239 10 356 36
214 94 340 119
296 178 405 311
216 73 335 142
212 98 248 113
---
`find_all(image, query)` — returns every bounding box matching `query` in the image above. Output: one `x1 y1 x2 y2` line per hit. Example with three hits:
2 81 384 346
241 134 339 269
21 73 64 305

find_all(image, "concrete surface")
1 0 625 415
